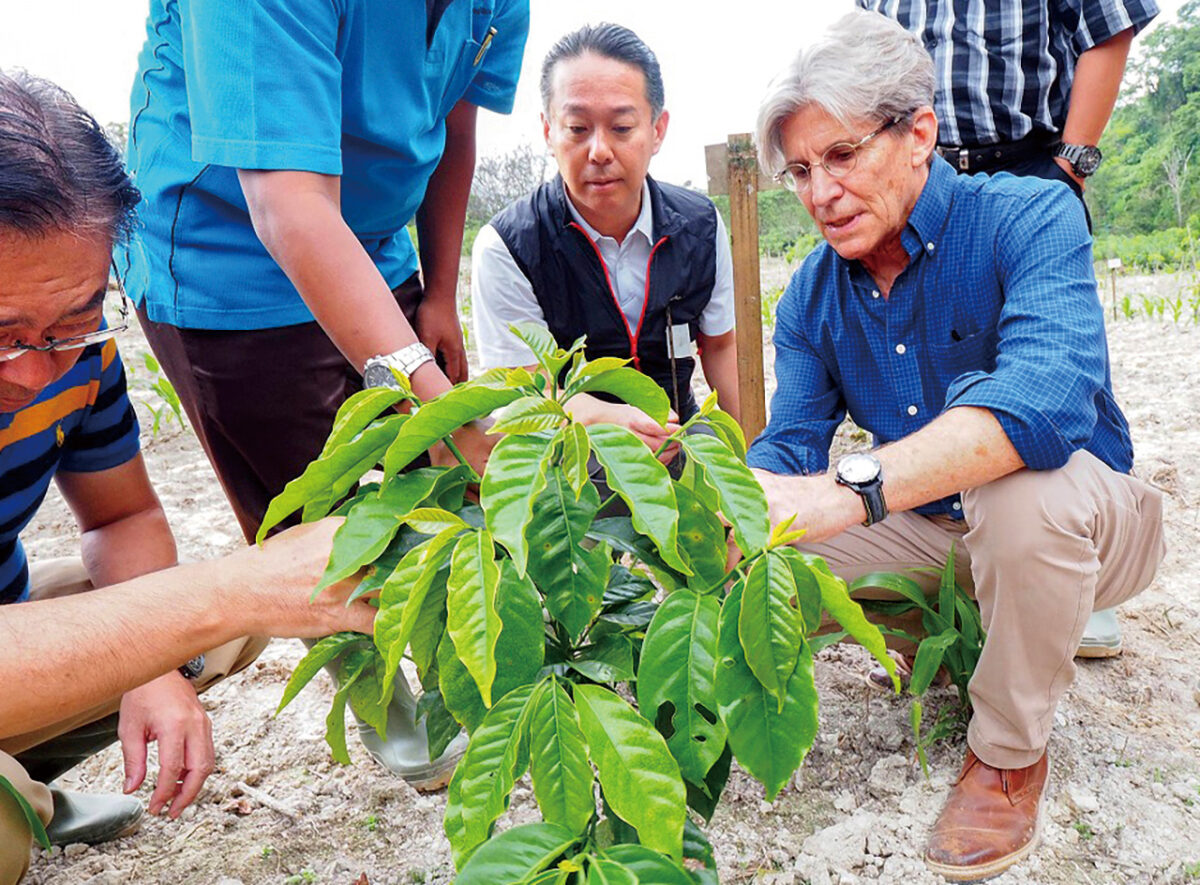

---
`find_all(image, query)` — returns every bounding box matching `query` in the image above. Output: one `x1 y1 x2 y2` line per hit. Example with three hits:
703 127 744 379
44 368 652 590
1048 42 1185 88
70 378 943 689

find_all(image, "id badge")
667 323 693 360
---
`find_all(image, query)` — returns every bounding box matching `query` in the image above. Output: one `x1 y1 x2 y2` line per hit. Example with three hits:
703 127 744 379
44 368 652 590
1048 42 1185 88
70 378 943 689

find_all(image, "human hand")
566 394 681 460
119 672 213 818
230 520 377 638
416 295 469 384
750 468 861 546
1052 156 1086 192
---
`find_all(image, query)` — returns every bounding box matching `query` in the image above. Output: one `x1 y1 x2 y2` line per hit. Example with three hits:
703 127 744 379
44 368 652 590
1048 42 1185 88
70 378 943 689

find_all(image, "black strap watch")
178 654 205 681
1054 143 1102 178
835 453 888 527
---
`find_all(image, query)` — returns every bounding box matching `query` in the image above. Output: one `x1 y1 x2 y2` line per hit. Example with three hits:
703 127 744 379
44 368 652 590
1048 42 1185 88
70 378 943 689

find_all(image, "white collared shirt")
472 180 735 368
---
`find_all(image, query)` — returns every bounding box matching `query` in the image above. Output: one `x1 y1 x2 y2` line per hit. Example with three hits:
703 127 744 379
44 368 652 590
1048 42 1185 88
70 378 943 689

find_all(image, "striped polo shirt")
0 339 140 604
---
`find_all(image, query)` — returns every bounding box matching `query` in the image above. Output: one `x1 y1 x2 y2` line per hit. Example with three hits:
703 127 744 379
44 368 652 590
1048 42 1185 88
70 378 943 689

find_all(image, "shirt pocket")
928 330 997 376
432 37 483 120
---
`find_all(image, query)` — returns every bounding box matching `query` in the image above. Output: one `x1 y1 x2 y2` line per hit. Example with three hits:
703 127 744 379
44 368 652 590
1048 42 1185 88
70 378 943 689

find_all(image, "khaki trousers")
0 559 268 884
799 450 1165 770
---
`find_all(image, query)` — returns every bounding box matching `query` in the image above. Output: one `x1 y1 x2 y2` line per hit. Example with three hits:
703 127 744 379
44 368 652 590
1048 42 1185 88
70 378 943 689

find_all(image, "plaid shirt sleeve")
747 269 845 475
943 184 1106 470
1053 0 1160 53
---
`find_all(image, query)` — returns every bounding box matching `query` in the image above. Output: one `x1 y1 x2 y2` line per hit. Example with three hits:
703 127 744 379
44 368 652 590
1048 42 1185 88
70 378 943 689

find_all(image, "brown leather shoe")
924 749 1048 882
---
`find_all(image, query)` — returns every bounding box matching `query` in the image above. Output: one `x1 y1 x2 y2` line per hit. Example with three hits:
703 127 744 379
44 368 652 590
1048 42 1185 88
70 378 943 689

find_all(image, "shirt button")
871 290 880 299
926 242 936 252
906 405 918 416
952 502 962 511
895 343 906 355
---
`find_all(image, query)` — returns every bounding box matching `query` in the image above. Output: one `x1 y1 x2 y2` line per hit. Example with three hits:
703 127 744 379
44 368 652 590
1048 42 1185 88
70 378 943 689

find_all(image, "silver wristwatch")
362 342 435 390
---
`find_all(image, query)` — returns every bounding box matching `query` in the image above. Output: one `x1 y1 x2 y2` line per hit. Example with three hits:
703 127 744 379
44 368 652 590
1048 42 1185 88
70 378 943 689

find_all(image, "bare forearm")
240 173 452 400
1061 29 1134 146
80 507 177 588
416 100 477 301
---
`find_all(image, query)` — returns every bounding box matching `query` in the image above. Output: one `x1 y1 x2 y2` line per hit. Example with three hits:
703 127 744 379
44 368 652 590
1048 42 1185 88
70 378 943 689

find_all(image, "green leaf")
559 420 593 499
569 633 636 683
277 632 368 715
715 583 818 800
772 546 824 634
682 818 720 881
416 688 462 761
684 742 731 823
528 680 596 836
909 629 959 696
440 562 545 732
703 407 748 462
602 845 694 885
447 530 504 706
380 383 523 478
446 684 537 862
573 684 686 859
455 821 579 884
679 433 768 555
257 414 406 542
481 433 556 575
527 472 608 640
586 424 689 574
491 395 569 434
321 386 409 456
588 518 686 592
673 484 729 592
739 552 804 711
803 555 897 686
509 321 571 380
586 858 639 885
400 506 470 535
316 470 443 592
938 541 958 623
848 571 938 621
345 647 390 737
373 528 460 706
326 649 372 764
602 565 656 609
637 591 726 784
564 365 671 425
0 774 50 850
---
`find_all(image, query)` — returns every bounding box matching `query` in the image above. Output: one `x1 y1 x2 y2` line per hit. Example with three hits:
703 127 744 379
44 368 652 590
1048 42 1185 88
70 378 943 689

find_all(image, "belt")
936 133 1059 173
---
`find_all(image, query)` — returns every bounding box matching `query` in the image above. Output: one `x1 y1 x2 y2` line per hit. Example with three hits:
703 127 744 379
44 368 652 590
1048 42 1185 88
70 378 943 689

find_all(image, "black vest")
489 175 719 419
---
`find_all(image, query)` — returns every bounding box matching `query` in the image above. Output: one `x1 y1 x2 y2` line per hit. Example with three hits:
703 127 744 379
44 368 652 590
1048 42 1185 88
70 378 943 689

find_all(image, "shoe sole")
924 773 1047 883
1075 643 1122 659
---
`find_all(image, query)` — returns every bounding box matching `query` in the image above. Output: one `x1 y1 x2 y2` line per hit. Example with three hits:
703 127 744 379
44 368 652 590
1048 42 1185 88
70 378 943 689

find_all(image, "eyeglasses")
0 266 130 363
774 116 903 194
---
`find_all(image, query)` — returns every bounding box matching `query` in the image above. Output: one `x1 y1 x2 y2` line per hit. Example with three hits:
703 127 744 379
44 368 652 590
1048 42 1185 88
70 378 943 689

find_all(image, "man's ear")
541 112 552 147
651 109 670 156
909 105 938 167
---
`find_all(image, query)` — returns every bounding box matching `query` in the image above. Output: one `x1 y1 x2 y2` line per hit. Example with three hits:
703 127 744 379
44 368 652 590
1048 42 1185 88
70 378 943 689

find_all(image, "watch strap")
365 342 435 388
858 480 888 526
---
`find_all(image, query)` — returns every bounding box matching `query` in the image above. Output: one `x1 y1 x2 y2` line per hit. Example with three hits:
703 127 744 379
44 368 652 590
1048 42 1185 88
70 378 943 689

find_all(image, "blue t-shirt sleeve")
747 269 844 475
1052 0 1159 52
59 342 142 473
184 0 343 173
944 185 1106 470
463 0 529 114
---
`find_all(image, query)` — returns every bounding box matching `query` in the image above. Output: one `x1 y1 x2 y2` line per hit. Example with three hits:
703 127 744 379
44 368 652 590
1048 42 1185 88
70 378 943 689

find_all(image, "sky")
0 0 1184 188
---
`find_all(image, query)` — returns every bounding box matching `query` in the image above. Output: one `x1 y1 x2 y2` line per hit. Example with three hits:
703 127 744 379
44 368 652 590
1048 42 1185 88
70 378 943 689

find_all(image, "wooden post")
725 134 767 441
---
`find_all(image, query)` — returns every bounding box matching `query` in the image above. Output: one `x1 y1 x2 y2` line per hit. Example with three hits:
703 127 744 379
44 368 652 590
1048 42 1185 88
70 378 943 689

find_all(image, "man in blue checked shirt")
859 0 1160 655
749 13 1164 881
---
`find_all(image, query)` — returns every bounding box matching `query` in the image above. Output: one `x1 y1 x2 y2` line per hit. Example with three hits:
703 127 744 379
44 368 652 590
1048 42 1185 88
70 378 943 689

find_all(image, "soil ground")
20 264 1200 885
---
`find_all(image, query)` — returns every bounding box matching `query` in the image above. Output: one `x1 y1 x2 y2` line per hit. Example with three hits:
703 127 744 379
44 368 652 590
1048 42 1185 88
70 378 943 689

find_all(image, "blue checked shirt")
747 156 1134 517
857 0 1158 146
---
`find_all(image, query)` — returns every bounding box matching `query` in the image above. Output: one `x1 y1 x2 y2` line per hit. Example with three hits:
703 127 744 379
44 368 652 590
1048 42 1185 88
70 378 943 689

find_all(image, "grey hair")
756 9 935 176
541 23 665 119
0 69 139 242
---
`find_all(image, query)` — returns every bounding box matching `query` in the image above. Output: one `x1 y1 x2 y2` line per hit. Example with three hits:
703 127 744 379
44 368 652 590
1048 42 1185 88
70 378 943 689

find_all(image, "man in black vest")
472 23 739 451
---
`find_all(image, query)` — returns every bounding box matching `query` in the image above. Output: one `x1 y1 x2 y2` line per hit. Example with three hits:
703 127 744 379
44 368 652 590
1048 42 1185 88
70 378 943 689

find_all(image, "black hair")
540 23 665 118
0 69 139 242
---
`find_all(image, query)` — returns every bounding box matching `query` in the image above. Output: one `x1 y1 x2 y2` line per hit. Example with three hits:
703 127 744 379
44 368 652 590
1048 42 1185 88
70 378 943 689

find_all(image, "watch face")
1076 146 1102 176
363 362 401 390
838 453 880 485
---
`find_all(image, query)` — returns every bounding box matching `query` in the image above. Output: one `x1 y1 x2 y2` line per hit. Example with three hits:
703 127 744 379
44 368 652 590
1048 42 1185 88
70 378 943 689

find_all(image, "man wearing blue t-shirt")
120 0 530 787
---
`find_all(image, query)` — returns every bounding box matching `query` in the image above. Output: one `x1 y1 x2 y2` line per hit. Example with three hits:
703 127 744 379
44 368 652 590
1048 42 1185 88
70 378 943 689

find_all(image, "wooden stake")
726 133 767 441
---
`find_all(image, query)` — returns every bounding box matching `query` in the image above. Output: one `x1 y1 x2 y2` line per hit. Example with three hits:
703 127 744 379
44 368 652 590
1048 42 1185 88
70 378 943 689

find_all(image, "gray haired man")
748 12 1164 880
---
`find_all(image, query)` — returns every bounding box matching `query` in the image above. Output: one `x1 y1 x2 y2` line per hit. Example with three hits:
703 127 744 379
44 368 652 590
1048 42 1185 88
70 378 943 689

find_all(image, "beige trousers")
798 450 1165 770
0 559 268 884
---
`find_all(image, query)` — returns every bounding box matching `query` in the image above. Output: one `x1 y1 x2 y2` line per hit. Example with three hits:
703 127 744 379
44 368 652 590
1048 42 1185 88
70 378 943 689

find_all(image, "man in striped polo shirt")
0 69 229 861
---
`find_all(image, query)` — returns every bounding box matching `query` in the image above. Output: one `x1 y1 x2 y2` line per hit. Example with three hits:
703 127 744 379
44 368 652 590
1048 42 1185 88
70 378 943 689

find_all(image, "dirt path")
21 270 1200 885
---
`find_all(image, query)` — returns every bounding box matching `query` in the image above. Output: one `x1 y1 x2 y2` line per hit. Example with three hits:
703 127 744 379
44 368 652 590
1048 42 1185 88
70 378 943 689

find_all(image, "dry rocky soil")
20 267 1200 885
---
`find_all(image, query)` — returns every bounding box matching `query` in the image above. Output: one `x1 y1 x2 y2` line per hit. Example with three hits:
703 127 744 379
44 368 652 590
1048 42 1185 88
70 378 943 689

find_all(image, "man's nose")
0 348 58 397
588 130 613 164
808 164 843 206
